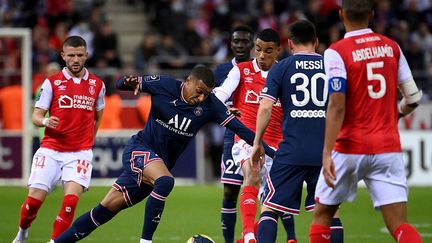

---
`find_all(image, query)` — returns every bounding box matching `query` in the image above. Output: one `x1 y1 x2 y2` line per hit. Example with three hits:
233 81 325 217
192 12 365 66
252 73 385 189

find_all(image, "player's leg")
53 187 128 243
305 166 344 243
220 134 243 243
380 203 421 243
14 149 60 243
256 206 279 243
366 153 421 243
140 160 174 243
222 183 241 243
51 150 93 240
280 213 296 243
310 203 339 243
239 159 260 243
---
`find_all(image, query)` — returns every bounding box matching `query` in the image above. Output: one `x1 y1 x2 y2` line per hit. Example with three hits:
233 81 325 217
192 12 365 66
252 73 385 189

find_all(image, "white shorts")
28 147 93 192
315 152 408 209
232 139 273 199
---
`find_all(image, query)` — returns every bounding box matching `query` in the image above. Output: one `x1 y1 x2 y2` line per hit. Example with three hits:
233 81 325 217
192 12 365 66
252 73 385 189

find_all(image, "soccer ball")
186 234 215 243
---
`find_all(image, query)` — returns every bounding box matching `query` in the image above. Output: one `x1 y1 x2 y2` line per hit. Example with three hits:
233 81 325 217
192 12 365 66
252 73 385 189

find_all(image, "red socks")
393 223 422 243
240 186 259 234
51 194 79 239
309 224 331 243
19 196 43 229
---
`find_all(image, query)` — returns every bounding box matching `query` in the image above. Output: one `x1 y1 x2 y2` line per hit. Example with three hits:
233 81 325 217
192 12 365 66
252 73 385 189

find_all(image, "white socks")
140 239 152 243
244 232 256 243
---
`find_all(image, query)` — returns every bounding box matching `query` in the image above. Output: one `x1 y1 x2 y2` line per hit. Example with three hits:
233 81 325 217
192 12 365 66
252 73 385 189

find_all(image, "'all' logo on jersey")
168 114 191 131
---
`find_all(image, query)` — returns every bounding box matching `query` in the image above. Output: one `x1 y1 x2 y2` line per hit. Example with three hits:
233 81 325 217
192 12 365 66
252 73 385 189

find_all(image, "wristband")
42 118 48 126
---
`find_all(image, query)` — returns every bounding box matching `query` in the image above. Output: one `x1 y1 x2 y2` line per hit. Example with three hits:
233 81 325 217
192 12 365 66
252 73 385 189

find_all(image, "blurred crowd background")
1 0 431 177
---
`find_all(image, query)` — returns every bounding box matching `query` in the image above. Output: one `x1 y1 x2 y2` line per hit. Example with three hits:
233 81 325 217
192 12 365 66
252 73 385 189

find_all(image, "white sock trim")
140 239 152 243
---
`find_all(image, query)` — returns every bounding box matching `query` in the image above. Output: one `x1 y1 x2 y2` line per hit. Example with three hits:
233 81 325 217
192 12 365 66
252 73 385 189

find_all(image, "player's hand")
228 107 241 117
322 154 336 189
124 75 140 95
250 144 264 172
45 116 59 129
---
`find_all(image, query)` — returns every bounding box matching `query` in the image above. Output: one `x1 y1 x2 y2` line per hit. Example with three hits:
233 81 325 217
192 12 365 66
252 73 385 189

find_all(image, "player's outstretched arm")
250 98 274 171
116 75 141 95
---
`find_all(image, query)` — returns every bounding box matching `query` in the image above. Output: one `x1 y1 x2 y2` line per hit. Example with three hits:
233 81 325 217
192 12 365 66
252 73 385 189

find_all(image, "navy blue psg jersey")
117 75 274 169
261 53 327 166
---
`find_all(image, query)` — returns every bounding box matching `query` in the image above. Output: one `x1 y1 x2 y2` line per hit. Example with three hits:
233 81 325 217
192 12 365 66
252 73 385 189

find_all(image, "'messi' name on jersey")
352 44 394 62
58 95 95 110
295 60 323 70
155 115 194 137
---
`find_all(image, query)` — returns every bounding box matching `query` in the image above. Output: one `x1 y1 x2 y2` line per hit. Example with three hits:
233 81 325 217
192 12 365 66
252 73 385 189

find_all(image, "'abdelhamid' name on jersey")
352 37 394 62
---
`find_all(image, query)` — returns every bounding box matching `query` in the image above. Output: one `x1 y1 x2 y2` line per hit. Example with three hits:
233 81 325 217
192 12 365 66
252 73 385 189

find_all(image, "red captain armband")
328 77 346 94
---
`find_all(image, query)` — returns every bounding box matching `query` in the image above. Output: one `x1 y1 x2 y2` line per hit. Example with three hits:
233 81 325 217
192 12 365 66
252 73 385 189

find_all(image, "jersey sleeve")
35 79 53 110
210 96 275 158
324 48 347 94
116 75 166 94
213 66 241 103
96 82 106 111
397 45 414 84
261 62 282 103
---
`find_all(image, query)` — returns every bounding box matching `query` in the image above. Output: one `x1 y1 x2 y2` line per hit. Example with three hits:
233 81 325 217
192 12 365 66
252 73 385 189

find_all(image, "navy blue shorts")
262 163 321 215
220 129 243 185
112 143 159 207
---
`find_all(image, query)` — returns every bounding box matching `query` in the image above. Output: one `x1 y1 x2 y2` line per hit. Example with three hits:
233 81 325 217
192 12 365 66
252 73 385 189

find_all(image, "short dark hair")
288 20 317 45
342 0 373 23
256 28 280 46
63 36 87 49
232 25 254 36
190 66 215 88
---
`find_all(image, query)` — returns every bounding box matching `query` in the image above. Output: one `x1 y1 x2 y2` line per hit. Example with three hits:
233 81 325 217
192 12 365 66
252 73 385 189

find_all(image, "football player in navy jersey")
250 20 343 243
214 25 254 243
54 66 275 243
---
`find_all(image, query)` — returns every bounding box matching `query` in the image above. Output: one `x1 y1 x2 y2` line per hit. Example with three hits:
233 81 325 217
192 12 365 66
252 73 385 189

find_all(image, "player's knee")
223 184 241 200
154 176 175 196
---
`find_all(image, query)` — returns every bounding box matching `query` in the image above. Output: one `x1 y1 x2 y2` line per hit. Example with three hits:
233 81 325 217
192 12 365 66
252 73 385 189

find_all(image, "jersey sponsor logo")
156 114 194 137
76 160 89 174
290 109 326 118
243 68 250 75
194 106 203 116
245 90 260 104
330 78 342 92
168 114 192 131
58 95 96 111
59 95 73 108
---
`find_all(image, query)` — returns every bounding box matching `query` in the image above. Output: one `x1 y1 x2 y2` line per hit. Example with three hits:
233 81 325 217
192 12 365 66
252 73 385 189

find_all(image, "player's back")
329 31 401 154
262 53 326 166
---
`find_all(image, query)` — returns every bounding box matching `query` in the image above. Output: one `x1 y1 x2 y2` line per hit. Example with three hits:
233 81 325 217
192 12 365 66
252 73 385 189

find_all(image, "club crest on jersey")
330 78 342 91
243 68 250 75
194 106 203 116
89 79 96 86
89 85 95 95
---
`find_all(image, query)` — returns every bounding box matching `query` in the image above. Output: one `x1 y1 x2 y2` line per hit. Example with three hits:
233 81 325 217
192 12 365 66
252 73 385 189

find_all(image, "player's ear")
314 38 319 50
339 9 344 23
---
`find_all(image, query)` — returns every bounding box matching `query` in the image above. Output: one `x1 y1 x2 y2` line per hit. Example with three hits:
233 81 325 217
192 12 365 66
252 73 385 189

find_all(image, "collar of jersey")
344 28 373 39
252 58 269 78
180 82 188 104
62 67 89 84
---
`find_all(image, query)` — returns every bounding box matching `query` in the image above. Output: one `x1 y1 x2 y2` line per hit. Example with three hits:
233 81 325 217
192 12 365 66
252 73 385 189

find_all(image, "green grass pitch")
1 186 431 243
